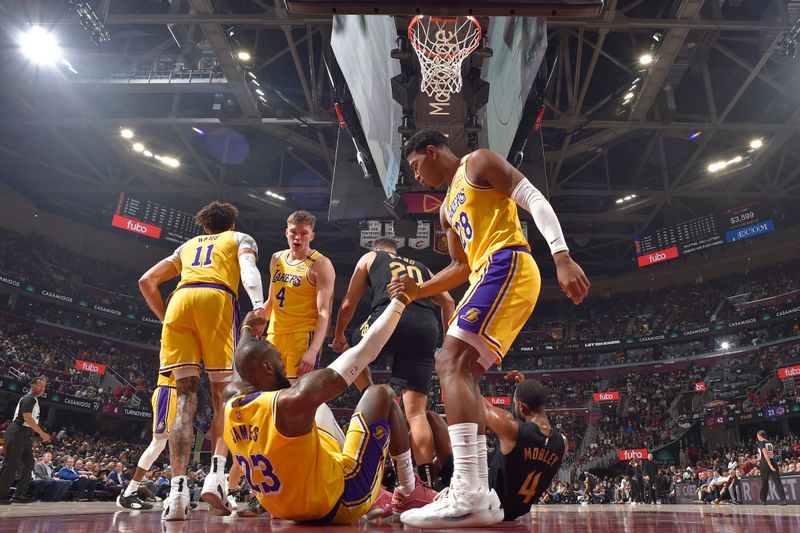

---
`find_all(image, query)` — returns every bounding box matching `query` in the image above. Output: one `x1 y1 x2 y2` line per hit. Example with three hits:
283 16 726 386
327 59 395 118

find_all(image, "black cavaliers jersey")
489 421 566 521
368 251 436 313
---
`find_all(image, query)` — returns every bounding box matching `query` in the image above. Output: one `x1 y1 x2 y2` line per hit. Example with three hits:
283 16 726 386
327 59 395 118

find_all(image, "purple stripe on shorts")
455 247 525 341
154 387 170 434
341 419 390 507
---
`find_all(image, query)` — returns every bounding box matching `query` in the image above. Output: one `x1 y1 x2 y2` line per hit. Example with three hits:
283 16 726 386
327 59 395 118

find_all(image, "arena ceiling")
1 0 799 276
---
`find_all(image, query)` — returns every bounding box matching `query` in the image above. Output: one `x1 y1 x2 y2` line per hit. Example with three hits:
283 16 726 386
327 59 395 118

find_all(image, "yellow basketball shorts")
266 331 319 379
316 413 391 525
159 284 240 375
449 246 541 369
151 385 177 436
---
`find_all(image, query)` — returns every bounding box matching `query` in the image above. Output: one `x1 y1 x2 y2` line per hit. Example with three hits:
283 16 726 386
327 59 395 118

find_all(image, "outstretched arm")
278 298 407 434
483 399 519 455
388 208 471 302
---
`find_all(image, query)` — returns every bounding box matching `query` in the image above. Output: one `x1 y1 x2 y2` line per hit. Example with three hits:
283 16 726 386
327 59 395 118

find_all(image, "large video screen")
111 193 202 244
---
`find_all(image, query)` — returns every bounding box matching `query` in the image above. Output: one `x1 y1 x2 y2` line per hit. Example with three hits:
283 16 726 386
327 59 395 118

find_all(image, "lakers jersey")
156 369 176 388
169 230 258 296
224 390 343 521
267 250 323 334
443 154 529 275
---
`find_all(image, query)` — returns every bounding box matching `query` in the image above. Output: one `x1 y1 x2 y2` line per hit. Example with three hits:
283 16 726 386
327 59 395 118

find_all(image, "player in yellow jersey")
117 370 176 510
224 294 430 524
138 202 265 521
265 210 335 380
390 130 590 528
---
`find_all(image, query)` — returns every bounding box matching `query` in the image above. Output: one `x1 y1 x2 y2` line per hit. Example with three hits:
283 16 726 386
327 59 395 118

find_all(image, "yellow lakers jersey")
224 390 343 521
156 369 176 388
171 230 256 296
267 250 323 334
443 154 529 273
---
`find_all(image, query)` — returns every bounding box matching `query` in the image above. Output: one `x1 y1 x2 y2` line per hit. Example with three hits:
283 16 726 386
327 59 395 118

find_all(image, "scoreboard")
635 202 776 268
111 193 203 244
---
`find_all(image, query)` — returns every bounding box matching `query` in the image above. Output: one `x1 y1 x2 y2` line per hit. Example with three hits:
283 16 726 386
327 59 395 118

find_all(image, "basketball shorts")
159 283 240 379
266 331 319 379
151 385 177 436
448 246 541 369
316 413 390 525
351 305 439 395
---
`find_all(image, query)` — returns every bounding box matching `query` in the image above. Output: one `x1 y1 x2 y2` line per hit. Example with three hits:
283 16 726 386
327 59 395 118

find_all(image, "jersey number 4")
275 287 287 308
389 261 424 284
235 453 282 495
190 244 214 267
517 471 542 504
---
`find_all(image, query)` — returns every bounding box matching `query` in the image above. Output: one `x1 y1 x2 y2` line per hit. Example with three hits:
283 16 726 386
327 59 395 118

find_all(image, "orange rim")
408 15 482 60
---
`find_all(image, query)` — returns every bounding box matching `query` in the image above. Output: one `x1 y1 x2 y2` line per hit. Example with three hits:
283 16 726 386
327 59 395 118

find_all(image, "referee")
0 376 51 504
333 237 454 486
756 430 788 505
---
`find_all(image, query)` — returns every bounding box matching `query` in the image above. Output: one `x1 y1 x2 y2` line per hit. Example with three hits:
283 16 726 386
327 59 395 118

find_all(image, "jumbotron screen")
110 193 203 244
634 202 776 268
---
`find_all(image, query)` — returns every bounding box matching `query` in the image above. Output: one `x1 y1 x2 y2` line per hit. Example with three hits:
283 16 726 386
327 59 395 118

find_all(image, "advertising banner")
618 448 649 461
593 391 620 402
75 360 107 375
676 475 799 504
487 396 511 406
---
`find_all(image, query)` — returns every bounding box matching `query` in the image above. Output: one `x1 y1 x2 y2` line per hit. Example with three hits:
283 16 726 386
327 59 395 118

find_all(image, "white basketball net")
408 16 482 99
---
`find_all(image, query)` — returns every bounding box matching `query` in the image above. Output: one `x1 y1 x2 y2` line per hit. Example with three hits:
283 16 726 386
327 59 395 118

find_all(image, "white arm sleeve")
233 232 259 255
238 252 265 309
328 300 405 386
510 178 569 255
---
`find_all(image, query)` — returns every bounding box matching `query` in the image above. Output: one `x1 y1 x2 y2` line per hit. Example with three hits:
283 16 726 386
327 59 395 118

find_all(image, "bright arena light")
237 51 251 61
19 27 61 65
132 143 145 152
639 53 653 66
750 138 763 149
720 342 730 350
143 150 153 157
161 156 180 168
624 92 635 101
120 129 134 139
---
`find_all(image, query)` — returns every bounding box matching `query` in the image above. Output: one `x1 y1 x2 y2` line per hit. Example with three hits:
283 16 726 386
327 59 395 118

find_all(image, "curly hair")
401 129 449 159
287 210 316 228
194 201 239 233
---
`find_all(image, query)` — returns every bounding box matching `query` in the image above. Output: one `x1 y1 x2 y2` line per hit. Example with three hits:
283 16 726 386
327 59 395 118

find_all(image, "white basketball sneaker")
201 469 231 516
400 476 503 529
162 477 191 521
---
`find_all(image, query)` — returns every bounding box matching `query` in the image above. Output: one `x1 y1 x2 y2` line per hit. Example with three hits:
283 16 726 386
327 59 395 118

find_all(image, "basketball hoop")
408 15 482 99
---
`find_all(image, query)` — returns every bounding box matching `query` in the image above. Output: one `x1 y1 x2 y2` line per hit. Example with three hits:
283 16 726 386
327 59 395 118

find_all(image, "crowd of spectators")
514 259 799 348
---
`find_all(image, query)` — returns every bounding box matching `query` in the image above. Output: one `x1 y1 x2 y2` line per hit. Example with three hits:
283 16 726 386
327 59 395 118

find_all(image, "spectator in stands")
31 452 71 502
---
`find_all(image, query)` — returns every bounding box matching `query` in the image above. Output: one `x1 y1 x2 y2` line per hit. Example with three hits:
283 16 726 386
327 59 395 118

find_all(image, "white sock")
393 450 415 496
476 434 489 490
211 455 227 476
448 422 479 488
123 480 140 497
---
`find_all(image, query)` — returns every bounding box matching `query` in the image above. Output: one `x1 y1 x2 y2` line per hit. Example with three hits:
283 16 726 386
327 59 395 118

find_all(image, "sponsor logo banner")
695 382 707 392
637 246 679 268
618 448 649 461
75 360 107 375
724 219 775 243
778 365 800 380
487 396 511 406
0 275 20 287
433 222 449 254
359 220 382 250
111 214 162 238
676 475 800 504
593 391 620 402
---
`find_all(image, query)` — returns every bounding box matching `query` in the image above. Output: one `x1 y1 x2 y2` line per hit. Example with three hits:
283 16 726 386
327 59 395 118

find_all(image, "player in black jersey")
486 371 567 520
334 237 455 489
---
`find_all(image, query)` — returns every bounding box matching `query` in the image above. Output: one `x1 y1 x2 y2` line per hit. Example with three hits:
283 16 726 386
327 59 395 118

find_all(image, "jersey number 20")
389 261 424 284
